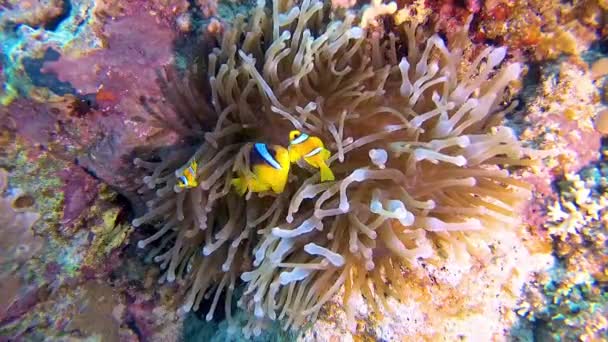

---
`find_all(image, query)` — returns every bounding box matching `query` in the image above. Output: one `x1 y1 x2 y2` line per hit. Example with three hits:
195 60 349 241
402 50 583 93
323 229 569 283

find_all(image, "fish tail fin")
231 177 248 196
319 163 335 182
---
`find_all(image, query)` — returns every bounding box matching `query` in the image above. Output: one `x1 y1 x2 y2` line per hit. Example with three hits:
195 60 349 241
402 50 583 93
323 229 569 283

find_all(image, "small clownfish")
231 143 291 195
288 130 335 182
177 160 198 189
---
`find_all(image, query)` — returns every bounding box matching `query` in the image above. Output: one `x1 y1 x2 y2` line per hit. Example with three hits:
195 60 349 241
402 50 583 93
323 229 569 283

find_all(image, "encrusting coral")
0 168 42 318
132 0 533 336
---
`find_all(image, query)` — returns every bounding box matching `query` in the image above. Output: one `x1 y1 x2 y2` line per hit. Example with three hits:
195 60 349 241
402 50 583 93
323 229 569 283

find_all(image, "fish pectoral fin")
231 178 248 196
249 180 272 193
319 163 335 182
289 151 301 163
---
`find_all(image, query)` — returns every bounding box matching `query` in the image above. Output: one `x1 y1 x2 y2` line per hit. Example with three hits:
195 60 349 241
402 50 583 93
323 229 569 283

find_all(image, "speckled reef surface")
0 0 607 341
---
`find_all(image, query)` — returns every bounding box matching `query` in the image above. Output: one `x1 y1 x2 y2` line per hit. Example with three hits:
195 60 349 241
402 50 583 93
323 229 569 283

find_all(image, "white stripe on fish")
304 147 323 158
255 143 282 170
290 133 309 145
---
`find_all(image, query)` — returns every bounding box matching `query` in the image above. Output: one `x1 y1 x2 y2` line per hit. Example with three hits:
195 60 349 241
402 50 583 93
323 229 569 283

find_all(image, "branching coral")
133 0 532 336
517 163 608 340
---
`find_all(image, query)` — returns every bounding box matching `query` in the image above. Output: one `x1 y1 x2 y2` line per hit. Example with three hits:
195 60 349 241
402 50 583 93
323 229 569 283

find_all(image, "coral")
0 0 67 29
41 11 175 96
0 168 42 321
394 0 432 26
2 0 605 339
510 49 608 339
520 60 603 174
427 0 481 36
474 0 607 61
517 157 608 340
298 221 553 341
0 130 65 237
0 0 104 105
133 0 534 337
2 10 181 197
596 109 608 134
0 114 142 339
64 280 125 340
591 57 608 80
361 0 397 28
0 4 209 339
0 253 183 340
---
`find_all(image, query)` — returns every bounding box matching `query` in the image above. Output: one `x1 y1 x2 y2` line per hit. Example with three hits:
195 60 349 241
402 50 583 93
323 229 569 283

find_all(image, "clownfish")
231 143 291 195
288 130 335 182
177 160 198 189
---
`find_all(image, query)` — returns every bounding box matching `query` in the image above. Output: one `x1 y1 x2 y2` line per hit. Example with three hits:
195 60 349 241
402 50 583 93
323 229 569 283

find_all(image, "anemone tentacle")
134 0 531 337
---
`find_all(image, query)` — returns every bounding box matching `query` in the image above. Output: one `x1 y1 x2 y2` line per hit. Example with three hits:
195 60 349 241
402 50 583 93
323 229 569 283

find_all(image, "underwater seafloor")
0 0 607 341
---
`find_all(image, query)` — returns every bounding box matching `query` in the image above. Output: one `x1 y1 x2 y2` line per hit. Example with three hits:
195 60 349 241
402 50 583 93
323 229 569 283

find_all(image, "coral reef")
0 168 41 321
1 0 607 340
517 156 608 340
0 1 220 338
0 116 151 339
520 59 603 176
0 0 67 29
133 0 536 336
473 0 607 60
504 37 608 342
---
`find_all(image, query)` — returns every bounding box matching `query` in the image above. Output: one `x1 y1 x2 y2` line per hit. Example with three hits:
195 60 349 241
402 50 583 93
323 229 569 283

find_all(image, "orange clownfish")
288 130 335 182
231 143 291 195
177 160 198 189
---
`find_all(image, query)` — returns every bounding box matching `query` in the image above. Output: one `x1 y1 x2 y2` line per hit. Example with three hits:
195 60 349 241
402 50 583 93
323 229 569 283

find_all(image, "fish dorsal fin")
253 143 282 169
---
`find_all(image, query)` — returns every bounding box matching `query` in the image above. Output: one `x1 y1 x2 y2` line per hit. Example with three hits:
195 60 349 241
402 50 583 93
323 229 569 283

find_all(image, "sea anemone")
133 0 532 336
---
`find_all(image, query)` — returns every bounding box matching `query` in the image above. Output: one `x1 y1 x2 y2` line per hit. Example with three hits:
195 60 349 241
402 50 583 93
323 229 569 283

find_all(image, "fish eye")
289 130 301 141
